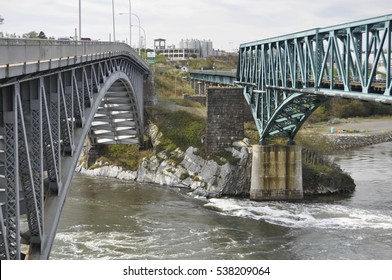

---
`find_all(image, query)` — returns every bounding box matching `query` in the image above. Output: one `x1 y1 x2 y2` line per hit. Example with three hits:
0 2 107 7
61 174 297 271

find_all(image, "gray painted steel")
0 39 150 259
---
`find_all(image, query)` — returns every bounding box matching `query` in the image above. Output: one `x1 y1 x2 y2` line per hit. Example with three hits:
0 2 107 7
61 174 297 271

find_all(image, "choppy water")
51 142 392 260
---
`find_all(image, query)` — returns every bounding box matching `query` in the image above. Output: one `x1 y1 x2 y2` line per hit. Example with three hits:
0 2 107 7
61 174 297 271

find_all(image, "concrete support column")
250 145 303 200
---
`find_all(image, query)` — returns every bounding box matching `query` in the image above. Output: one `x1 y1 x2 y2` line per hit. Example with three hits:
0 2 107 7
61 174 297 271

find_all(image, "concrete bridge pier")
250 144 303 201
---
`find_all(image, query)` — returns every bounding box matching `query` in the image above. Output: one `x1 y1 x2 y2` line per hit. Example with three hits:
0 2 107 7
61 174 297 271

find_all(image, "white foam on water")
204 198 392 230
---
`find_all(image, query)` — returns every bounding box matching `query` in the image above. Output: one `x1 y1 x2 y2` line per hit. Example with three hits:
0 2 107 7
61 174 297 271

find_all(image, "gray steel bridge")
0 39 151 259
1 14 391 261
191 14 392 144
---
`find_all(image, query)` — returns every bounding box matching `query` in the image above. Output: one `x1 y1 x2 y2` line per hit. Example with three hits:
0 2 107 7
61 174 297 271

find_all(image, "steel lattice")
236 15 392 143
0 52 150 259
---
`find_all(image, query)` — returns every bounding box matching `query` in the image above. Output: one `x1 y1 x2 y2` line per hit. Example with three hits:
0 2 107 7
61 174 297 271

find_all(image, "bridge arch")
0 41 151 260
255 91 327 144
90 72 144 146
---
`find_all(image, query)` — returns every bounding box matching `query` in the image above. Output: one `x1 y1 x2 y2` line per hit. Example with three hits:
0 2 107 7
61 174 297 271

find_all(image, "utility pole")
79 0 81 40
112 0 116 42
0 15 4 25
129 0 132 47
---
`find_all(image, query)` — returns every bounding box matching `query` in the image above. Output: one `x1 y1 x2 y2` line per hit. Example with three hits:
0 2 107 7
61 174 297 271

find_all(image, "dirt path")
306 117 392 135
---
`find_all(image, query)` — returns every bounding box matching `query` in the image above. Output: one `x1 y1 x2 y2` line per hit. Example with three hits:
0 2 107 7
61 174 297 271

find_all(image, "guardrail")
0 38 149 80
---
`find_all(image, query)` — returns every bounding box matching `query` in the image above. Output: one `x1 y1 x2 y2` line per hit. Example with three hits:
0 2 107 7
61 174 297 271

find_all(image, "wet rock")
303 163 355 195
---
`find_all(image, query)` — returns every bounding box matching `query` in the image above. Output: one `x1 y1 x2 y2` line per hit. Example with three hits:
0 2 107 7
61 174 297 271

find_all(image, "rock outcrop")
302 163 355 195
77 140 252 198
77 137 357 198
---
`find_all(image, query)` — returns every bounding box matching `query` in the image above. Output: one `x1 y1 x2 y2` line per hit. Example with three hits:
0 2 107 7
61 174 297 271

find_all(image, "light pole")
112 0 116 42
132 24 146 59
132 14 141 52
78 0 81 40
128 0 131 46
119 12 140 54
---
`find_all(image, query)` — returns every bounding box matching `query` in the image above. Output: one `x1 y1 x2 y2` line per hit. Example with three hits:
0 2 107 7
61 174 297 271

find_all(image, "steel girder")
238 14 392 143
190 70 237 87
0 55 148 259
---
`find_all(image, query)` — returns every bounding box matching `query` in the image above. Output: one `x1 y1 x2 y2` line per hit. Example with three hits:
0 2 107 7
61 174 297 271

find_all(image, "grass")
96 145 153 171
148 106 206 153
210 150 241 166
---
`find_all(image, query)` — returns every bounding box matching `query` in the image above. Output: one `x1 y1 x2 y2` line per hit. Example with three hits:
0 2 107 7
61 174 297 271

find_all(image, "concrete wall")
206 87 244 154
250 145 303 200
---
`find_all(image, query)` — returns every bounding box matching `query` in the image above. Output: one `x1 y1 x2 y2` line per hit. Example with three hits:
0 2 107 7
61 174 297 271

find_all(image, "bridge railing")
238 14 392 99
0 38 149 80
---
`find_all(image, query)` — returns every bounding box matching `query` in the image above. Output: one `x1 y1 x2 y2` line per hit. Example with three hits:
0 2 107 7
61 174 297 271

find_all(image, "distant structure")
0 15 4 25
179 39 213 57
154 38 230 61
154 38 166 50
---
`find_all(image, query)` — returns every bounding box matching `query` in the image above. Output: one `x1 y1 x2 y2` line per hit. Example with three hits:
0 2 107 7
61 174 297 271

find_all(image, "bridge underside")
0 55 148 259
244 90 327 143
91 80 142 145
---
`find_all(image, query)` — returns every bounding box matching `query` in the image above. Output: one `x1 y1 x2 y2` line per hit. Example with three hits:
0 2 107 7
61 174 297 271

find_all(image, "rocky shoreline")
77 140 252 199
74 129 392 198
325 132 392 150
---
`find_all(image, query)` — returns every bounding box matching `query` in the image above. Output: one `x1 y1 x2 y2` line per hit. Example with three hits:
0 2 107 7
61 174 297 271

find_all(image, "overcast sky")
1 0 391 51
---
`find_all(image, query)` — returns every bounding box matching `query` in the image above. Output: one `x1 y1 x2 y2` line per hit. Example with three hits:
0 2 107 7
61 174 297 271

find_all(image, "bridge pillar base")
250 145 303 201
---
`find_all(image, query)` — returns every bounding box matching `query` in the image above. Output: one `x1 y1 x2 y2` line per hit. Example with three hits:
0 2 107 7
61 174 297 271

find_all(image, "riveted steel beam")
238 14 392 143
0 40 151 259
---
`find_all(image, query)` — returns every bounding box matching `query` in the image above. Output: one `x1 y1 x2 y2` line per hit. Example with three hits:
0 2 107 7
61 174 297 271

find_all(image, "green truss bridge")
190 14 392 144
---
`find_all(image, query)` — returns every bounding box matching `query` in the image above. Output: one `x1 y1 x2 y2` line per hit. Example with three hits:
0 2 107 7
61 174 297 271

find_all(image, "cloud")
1 0 390 51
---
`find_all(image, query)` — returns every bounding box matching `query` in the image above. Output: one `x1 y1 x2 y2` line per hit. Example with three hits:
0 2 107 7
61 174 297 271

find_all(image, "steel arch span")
0 48 151 259
237 14 392 144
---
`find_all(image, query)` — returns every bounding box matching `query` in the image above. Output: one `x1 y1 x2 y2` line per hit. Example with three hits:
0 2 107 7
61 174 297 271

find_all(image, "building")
154 38 216 61
154 38 166 50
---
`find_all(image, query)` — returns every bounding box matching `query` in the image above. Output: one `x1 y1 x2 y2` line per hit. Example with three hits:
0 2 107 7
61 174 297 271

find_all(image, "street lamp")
132 24 147 59
119 12 140 54
128 0 132 46
112 0 116 42
79 0 81 40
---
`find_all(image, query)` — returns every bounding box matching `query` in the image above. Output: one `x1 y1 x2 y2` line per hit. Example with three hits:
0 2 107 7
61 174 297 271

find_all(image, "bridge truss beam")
190 70 237 86
238 14 392 143
0 55 148 259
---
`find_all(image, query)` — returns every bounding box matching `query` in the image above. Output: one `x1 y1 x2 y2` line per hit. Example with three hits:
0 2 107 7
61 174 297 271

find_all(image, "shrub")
97 144 152 170
153 110 206 152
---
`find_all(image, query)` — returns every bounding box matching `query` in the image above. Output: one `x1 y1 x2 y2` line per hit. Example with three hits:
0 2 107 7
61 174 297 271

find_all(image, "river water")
51 142 392 260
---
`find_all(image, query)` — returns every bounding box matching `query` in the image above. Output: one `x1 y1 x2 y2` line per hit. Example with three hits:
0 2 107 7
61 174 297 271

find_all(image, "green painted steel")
193 15 392 144
190 70 236 86
238 14 392 143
